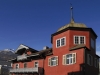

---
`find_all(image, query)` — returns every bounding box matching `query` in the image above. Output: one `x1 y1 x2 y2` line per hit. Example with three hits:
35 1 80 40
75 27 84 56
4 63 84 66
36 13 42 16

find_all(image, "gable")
15 44 38 55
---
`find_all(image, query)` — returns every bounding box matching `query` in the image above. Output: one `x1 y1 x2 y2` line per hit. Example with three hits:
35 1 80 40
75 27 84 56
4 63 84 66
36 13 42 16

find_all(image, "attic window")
56 37 66 48
74 36 85 44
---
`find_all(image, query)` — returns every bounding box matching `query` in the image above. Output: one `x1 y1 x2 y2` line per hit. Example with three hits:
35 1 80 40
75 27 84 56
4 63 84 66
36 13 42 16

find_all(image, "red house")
9 8 99 75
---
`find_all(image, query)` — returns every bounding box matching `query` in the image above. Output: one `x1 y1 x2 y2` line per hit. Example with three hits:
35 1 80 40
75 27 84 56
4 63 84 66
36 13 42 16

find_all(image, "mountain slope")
0 49 17 66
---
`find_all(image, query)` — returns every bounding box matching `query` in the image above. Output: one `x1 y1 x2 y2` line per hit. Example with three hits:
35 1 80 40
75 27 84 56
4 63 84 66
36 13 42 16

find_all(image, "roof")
51 27 97 43
9 48 52 61
15 44 38 55
57 20 87 32
70 45 100 58
28 48 52 57
95 55 100 58
70 44 86 50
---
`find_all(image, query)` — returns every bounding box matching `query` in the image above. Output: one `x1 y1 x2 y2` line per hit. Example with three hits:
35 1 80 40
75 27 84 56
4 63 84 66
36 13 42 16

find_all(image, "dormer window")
56 37 66 48
74 36 85 44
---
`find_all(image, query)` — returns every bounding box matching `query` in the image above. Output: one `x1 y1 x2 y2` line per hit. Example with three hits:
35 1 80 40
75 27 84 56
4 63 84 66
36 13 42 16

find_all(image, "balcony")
10 67 43 73
17 54 27 61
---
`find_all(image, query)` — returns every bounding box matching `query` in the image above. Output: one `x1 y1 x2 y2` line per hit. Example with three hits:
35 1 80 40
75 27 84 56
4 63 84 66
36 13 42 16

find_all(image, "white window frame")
15 64 19 69
11 63 12 67
24 62 27 68
48 56 58 67
56 37 66 48
91 38 95 49
74 36 86 44
94 58 99 68
34 61 39 68
87 54 93 66
62 53 76 65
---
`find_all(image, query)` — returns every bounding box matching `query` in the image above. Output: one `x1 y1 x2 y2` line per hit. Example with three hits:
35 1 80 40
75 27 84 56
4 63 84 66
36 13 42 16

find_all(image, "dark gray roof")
70 44 86 50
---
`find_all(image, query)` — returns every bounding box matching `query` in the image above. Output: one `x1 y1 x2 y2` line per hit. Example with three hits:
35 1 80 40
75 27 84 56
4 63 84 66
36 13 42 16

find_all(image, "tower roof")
57 22 87 32
57 4 87 32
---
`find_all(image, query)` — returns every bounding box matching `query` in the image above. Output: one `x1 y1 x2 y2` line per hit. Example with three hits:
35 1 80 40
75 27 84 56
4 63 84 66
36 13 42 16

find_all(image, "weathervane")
70 3 74 23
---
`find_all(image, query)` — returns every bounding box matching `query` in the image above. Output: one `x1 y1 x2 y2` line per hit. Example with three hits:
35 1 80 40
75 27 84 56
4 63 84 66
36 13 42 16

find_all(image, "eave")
51 27 97 43
15 44 38 55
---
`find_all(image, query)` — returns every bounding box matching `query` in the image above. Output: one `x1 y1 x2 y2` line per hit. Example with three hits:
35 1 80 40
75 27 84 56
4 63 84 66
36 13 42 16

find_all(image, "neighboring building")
0 65 11 75
9 7 99 75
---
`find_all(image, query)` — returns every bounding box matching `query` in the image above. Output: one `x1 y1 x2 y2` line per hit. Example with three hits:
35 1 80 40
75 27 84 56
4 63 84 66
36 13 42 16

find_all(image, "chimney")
43 46 49 50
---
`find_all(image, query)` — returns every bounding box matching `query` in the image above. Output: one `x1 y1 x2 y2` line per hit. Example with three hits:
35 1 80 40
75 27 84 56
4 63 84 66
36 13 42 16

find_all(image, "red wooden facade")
9 19 99 75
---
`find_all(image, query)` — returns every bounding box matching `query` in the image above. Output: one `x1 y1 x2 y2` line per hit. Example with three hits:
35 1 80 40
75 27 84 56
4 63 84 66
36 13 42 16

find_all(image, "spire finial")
70 3 74 23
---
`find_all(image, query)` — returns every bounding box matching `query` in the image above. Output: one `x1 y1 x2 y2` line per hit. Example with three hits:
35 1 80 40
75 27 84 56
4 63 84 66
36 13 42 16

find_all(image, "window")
15 64 19 69
34 62 39 68
87 54 93 66
63 53 76 65
94 58 99 68
74 36 85 44
24 62 27 68
11 63 12 67
91 38 95 49
48 56 58 66
57 39 60 47
56 37 66 48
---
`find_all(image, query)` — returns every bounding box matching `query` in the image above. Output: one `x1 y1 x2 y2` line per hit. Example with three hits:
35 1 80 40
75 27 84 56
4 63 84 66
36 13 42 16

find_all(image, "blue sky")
0 0 100 55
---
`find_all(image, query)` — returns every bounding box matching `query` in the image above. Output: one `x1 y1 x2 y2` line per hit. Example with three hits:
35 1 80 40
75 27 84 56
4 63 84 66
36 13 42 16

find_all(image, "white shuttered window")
48 56 58 66
63 53 76 65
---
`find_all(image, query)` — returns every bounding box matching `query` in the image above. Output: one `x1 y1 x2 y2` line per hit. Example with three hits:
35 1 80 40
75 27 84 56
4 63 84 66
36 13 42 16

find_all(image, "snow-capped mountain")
0 49 17 66
0 49 15 53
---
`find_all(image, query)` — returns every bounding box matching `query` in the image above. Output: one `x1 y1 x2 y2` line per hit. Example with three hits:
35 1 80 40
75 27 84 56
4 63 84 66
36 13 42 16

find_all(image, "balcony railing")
10 67 43 73
17 54 27 61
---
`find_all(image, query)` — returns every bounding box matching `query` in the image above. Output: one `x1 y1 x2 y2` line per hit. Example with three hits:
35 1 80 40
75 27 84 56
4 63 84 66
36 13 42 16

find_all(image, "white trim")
48 56 58 67
74 35 86 44
34 61 39 68
48 58 51 66
63 53 76 65
18 64 19 68
15 64 19 69
56 37 66 48
11 63 12 67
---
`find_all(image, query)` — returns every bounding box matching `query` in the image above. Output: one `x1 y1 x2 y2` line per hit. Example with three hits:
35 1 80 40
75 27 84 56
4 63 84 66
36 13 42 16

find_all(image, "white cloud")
97 45 100 49
96 50 100 56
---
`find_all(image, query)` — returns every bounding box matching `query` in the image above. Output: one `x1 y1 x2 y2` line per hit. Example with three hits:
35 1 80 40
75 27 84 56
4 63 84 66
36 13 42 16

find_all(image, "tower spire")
70 3 74 23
